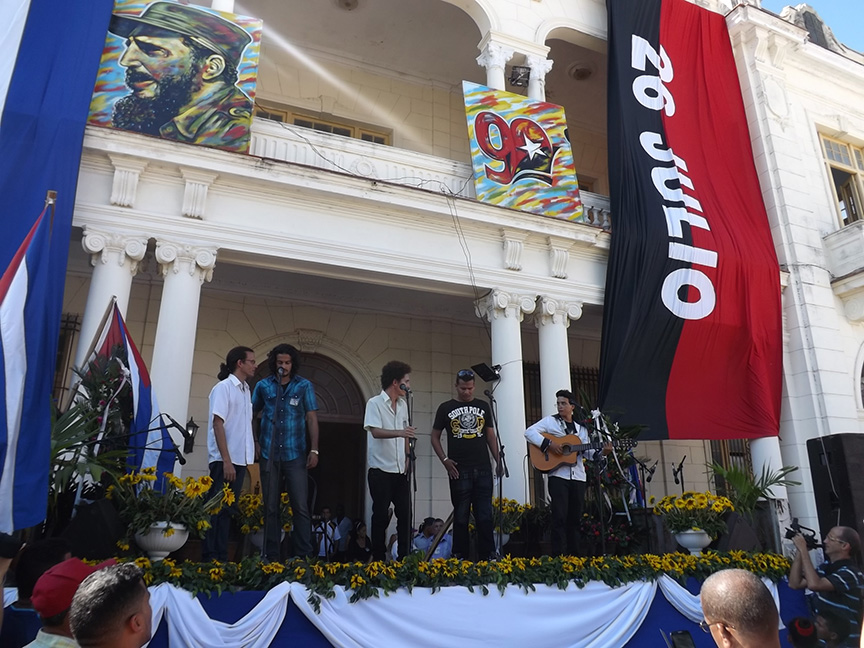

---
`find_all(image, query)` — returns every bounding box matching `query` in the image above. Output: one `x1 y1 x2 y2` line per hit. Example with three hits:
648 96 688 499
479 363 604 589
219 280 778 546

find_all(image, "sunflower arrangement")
235 492 293 534
492 497 526 534
652 491 734 539
108 467 233 543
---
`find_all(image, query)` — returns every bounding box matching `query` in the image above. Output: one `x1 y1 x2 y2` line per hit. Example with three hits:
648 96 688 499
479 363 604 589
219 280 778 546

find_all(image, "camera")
785 517 820 550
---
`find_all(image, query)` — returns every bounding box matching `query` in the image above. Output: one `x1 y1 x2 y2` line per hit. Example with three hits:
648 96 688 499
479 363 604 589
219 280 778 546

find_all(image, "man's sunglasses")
457 370 475 380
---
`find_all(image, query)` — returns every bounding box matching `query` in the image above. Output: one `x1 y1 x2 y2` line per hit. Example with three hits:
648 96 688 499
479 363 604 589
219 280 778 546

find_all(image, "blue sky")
760 1 864 53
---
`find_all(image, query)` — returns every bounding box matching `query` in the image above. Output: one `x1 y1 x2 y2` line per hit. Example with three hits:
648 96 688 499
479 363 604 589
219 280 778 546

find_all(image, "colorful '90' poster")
463 81 583 221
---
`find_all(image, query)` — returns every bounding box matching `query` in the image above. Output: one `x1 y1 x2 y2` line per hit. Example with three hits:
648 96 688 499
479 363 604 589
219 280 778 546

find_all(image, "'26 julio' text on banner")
598 0 781 441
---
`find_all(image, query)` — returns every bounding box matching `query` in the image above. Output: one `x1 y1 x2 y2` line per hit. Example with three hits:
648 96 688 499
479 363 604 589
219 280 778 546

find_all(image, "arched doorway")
299 354 366 521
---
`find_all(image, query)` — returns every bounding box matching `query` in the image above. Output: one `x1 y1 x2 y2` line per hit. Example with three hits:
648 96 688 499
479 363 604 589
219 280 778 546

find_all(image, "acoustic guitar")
528 433 638 473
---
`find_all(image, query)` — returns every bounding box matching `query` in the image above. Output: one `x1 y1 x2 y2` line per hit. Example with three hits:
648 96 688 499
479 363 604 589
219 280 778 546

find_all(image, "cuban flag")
91 304 177 486
0 208 53 533
0 0 114 531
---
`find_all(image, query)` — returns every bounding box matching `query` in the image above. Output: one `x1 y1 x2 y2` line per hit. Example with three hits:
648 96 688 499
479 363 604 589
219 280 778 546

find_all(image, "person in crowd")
413 517 452 559
314 506 336 561
815 610 854 648
431 369 501 560
202 346 257 561
524 390 610 556
332 505 352 562
69 563 152 648
252 343 318 560
0 538 70 647
364 360 415 561
786 616 819 648
26 558 115 648
699 568 781 648
346 521 372 563
789 525 864 645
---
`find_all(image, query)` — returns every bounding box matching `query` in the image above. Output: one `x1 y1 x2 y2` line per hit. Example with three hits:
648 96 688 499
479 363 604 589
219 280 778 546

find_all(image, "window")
821 134 864 227
254 102 391 145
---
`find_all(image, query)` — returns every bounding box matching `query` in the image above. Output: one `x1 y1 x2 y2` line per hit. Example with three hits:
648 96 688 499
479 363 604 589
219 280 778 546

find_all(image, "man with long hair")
202 346 256 561
251 343 319 560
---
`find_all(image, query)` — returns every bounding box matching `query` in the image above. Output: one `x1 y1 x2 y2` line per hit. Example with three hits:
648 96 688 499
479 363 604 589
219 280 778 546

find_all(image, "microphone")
277 367 285 376
484 389 494 399
172 445 187 465
400 383 412 393
646 460 658 483
673 467 679 485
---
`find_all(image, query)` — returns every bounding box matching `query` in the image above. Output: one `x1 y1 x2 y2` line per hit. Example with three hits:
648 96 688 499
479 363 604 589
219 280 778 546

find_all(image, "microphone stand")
405 388 417 541
485 388 507 557
632 457 657 553
672 456 686 494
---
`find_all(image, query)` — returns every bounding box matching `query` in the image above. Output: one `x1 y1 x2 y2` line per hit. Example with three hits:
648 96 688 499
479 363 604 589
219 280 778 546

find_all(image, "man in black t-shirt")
431 369 502 560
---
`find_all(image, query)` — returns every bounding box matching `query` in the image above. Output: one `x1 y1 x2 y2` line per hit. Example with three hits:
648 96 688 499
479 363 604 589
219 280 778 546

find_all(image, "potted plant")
491 497 526 550
652 491 734 554
236 492 293 549
109 468 232 560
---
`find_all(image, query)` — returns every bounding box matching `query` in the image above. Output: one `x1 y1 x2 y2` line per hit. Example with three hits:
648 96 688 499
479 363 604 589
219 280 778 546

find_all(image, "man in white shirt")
364 360 416 561
203 346 257 561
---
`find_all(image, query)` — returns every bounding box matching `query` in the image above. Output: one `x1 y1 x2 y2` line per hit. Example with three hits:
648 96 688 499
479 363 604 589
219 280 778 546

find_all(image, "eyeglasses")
457 370 474 380
699 620 734 633
825 535 848 544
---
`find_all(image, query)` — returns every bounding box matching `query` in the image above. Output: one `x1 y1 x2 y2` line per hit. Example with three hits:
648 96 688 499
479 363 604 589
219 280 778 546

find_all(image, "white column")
476 42 514 91
475 290 535 503
73 228 148 371
534 297 582 408
750 436 791 537
525 55 554 101
150 240 217 428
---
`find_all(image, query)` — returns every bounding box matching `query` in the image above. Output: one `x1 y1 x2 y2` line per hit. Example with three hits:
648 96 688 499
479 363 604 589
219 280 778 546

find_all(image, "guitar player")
524 390 612 556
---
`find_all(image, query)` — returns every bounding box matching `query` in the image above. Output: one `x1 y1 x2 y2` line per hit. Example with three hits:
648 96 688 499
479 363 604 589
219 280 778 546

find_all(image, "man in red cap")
26 558 115 648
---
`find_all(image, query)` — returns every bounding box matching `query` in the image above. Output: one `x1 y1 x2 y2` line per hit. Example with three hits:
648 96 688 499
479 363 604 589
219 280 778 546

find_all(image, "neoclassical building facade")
60 0 864 536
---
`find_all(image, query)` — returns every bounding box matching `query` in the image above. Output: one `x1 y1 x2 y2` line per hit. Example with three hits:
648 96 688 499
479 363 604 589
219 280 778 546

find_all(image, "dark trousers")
450 466 494 559
202 461 246 561
261 455 313 559
548 476 586 556
368 468 410 561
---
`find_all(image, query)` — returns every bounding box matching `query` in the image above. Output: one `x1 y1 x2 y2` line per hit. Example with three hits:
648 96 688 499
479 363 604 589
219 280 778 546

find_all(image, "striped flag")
90 304 177 486
0 0 118 531
0 207 52 533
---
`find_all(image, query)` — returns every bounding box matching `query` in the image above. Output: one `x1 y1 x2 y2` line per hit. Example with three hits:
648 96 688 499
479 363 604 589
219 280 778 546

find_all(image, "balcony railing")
249 118 611 229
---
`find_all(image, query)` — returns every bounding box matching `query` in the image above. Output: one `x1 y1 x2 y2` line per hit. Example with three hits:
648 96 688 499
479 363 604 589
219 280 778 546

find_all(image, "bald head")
701 569 779 647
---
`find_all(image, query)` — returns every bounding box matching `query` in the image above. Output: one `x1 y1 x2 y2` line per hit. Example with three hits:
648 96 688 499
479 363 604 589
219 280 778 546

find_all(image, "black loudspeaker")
807 434 864 543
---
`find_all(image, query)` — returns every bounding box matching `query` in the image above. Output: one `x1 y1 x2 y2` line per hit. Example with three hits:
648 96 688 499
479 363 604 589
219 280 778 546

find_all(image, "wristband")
310 449 319 455
442 457 450 463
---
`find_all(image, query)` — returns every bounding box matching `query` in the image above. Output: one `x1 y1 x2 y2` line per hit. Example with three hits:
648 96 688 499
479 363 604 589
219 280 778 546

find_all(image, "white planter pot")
674 529 712 555
248 529 286 551
134 522 189 561
494 532 510 553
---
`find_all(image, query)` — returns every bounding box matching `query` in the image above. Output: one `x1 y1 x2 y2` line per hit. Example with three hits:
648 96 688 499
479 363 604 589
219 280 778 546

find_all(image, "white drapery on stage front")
7 575 788 647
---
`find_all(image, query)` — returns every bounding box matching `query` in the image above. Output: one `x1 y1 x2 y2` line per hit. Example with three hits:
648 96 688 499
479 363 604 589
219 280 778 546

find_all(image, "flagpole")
45 190 57 232
62 295 118 411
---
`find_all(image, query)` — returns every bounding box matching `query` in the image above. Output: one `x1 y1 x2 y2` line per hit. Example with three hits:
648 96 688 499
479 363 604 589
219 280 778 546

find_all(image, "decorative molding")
295 328 324 354
475 289 536 323
155 240 218 283
546 237 572 279
525 54 553 79
81 227 148 275
180 168 219 219
534 296 583 328
108 155 148 208
501 229 529 271
476 41 514 71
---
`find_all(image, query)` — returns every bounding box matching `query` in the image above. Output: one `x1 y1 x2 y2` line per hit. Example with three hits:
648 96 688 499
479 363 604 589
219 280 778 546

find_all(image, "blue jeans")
261 455 313 559
450 466 494 559
202 462 246 562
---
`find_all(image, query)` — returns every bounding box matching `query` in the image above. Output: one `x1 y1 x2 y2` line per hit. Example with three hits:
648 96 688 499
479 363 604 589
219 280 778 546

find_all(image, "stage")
5 568 808 647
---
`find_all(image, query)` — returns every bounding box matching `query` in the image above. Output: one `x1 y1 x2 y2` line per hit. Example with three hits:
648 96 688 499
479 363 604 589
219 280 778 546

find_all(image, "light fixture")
184 417 200 454
508 65 531 87
471 363 502 382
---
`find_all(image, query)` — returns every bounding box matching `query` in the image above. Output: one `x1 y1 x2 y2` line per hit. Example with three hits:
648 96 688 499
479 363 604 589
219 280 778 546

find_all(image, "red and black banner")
598 0 781 441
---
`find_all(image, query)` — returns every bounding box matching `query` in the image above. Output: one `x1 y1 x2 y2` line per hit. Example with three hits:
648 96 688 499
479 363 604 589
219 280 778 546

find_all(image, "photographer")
789 525 864 646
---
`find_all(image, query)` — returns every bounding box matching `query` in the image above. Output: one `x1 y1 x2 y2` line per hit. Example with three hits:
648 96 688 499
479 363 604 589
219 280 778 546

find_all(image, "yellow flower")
209 567 224 581
134 557 151 570
197 520 211 532
116 540 130 551
199 475 214 489
281 492 290 505
262 562 285 574
221 485 236 507
106 485 115 500
163 527 175 537
350 574 366 589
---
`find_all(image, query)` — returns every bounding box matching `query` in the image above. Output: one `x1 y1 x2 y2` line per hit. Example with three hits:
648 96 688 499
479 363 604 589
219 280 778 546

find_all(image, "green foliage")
129 550 792 611
709 463 800 518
